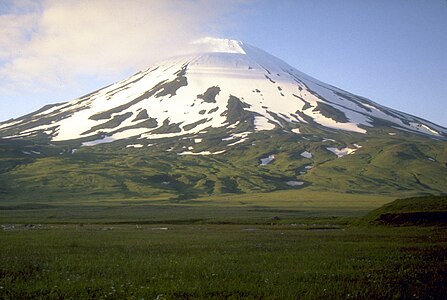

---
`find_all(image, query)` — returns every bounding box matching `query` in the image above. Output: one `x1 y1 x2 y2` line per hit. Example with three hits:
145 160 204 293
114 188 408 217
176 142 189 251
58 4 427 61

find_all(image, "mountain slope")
1 123 446 202
0 38 446 201
1 38 445 144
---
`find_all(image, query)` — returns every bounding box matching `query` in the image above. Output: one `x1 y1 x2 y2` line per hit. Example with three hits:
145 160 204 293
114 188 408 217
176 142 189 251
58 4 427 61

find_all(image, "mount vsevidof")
1 38 446 200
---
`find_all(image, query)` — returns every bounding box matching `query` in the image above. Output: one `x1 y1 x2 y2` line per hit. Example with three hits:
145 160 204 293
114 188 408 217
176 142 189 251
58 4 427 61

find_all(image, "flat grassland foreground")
0 193 446 299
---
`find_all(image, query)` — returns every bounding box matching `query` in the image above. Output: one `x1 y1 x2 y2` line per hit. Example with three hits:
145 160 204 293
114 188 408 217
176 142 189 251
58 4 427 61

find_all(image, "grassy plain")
0 190 394 224
1 224 446 299
1 192 446 299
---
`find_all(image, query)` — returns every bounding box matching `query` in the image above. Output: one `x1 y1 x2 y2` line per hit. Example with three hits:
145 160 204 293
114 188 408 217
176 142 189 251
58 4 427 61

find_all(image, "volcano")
1 38 445 143
0 38 446 200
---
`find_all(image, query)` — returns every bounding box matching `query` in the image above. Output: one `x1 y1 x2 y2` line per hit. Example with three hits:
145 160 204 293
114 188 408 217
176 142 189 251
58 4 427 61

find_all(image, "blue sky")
1 0 447 126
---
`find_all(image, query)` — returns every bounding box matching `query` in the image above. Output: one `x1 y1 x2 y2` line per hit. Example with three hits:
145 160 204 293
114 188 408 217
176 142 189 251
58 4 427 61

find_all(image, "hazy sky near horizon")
1 0 447 126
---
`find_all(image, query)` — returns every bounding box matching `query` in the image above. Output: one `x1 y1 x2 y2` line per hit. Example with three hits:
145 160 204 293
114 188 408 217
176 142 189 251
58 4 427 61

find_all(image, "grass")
0 194 446 299
360 195 447 226
0 190 394 224
1 128 446 202
1 224 446 299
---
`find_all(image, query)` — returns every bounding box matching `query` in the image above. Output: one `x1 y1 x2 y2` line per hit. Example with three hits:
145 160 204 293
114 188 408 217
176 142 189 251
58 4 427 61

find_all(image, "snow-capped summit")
1 37 446 144
191 37 247 54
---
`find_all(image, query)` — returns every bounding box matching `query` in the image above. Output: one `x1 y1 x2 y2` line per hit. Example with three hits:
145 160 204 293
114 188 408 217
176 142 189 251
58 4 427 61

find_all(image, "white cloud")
0 3 40 61
0 0 246 94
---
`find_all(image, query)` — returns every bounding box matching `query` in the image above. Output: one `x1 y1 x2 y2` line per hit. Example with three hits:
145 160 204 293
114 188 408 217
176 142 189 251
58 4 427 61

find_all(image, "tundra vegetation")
1 193 446 299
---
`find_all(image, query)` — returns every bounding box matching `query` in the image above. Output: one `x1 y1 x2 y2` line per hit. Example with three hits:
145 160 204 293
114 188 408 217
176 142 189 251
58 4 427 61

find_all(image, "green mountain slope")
1 124 446 203
360 195 447 225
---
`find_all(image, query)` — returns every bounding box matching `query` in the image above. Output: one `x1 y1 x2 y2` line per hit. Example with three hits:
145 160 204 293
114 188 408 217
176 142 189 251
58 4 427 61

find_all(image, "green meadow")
0 190 393 224
1 193 446 299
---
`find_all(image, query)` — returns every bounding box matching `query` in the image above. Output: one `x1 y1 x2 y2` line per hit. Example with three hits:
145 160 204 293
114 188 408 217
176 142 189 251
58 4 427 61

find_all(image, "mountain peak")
1 38 446 201
0 38 446 144
191 37 247 54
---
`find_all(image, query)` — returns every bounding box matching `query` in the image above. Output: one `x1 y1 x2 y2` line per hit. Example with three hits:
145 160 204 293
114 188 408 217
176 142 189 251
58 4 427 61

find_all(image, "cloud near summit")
0 0 247 94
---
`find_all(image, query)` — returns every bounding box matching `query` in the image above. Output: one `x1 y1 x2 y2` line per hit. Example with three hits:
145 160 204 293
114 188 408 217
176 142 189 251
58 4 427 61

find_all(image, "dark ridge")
221 96 254 125
266 111 287 127
112 118 158 134
0 105 79 140
89 80 168 121
133 109 149 122
208 107 219 114
369 117 405 128
151 118 182 134
284 69 306 85
155 65 188 98
291 77 367 122
333 91 373 112
82 112 133 135
145 66 159 74
279 113 290 120
199 110 206 115
313 102 349 123
89 65 188 121
104 86 130 100
197 86 221 103
288 71 361 119
302 103 312 110
290 76 420 131
265 75 276 84
289 113 302 123
295 110 319 126
183 119 208 131
333 87 423 129
292 94 313 111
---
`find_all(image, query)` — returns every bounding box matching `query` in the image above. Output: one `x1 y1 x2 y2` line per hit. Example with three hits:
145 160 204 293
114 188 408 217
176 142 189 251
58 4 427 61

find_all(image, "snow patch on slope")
222 131 251 142
126 144 144 148
82 136 115 146
260 154 275 166
178 150 226 156
227 138 248 146
300 151 312 159
326 147 357 158
254 116 275 131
